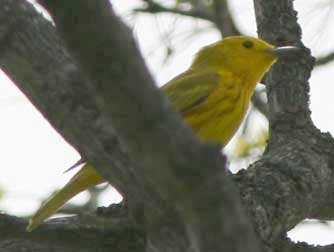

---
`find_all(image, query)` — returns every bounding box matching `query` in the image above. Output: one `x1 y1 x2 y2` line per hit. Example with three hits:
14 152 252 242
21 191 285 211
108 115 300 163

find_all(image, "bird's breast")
184 78 252 145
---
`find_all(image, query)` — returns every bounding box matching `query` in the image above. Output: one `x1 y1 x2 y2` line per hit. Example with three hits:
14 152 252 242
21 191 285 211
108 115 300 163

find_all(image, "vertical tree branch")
253 0 315 143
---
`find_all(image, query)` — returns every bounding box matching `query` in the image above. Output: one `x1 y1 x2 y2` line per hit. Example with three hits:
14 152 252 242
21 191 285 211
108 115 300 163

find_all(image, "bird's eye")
242 41 254 49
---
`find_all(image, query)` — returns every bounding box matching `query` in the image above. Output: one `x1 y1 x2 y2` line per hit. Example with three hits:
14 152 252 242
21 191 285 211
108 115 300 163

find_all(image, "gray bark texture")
0 0 333 252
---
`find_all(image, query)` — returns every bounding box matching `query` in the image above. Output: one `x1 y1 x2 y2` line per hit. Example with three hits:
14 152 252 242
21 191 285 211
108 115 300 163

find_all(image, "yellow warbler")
27 36 299 231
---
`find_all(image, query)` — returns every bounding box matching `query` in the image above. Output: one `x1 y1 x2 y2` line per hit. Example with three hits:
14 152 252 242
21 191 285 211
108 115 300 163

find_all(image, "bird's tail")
26 163 105 232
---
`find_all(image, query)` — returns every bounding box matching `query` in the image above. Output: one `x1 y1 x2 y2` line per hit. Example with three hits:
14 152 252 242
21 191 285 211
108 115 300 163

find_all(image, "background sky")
0 0 333 245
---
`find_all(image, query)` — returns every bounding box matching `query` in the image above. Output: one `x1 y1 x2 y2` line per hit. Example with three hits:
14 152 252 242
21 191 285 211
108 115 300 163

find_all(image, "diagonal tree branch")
0 0 260 251
36 0 262 250
0 0 138 201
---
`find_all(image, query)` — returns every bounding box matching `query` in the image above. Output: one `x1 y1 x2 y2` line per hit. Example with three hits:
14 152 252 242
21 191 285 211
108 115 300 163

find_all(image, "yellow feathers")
27 164 104 231
27 36 299 231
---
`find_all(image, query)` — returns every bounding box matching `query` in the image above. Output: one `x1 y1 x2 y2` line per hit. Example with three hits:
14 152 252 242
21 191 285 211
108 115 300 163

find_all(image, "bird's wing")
162 70 220 114
27 163 104 232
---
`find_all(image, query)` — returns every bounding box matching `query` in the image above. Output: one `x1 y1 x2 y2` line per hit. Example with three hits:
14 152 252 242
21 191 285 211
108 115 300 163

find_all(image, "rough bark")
0 0 333 252
1 0 259 251
0 212 143 252
274 237 334 252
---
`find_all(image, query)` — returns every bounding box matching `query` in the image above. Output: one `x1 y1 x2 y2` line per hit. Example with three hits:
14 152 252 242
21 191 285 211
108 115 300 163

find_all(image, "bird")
27 36 299 231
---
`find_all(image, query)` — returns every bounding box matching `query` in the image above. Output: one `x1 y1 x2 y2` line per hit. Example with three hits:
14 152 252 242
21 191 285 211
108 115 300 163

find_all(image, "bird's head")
192 36 300 83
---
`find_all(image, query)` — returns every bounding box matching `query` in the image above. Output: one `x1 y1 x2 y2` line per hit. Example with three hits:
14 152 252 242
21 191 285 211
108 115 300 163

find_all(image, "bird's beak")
270 46 301 58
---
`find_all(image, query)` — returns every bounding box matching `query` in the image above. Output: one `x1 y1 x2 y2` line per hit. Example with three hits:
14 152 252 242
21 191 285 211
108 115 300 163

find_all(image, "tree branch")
136 0 241 37
250 0 334 248
212 0 240 36
0 0 260 251
37 0 261 249
309 185 334 221
1 1 334 251
315 51 334 66
274 237 334 252
0 213 143 252
0 0 138 201
254 0 314 133
3 210 334 252
251 91 268 118
135 0 214 22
